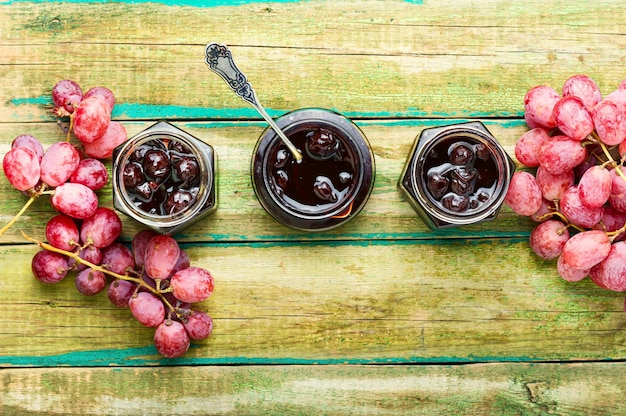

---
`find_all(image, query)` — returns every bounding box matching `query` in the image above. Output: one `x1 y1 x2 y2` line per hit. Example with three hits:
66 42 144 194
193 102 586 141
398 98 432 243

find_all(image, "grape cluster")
30 224 214 358
506 75 626 302
1 80 127 234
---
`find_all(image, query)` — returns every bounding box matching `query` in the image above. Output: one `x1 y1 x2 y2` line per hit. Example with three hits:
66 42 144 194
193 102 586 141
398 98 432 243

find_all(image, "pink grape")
183 311 213 340
172 250 191 275
553 96 594 141
75 268 107 296
11 134 44 162
131 229 159 268
529 220 570 260
101 242 135 275
560 185 603 228
578 165 611 208
604 89 626 111
589 241 626 292
170 267 214 303
144 235 180 280
70 246 103 272
594 206 626 242
591 100 626 146
73 96 111 144
561 74 602 111
129 292 165 327
535 166 574 201
45 214 79 251
69 158 108 190
504 171 542 216
561 229 611 270
154 320 190 358
523 85 560 128
40 142 81 187
107 279 137 308
83 86 115 112
514 128 550 167
52 79 83 114
557 255 589 282
80 207 122 248
32 250 69 284
83 121 127 159
51 182 99 219
2 147 41 191
538 135 587 175
608 167 626 212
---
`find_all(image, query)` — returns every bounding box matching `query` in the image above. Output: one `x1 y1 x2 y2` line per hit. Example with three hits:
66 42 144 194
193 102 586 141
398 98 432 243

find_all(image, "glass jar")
398 121 515 229
112 121 217 235
251 108 375 231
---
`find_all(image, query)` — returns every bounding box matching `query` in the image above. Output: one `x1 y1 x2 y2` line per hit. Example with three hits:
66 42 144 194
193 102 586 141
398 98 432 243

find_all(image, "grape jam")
122 138 201 216
269 127 357 212
422 137 498 214
252 108 375 231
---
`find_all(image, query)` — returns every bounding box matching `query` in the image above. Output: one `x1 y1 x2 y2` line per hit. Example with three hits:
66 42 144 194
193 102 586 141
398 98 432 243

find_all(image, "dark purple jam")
423 138 497 213
122 138 201 216
269 127 357 213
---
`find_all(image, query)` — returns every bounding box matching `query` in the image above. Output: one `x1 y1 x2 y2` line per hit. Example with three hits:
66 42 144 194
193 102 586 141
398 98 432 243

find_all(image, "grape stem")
21 231 183 317
586 133 626 183
0 184 51 236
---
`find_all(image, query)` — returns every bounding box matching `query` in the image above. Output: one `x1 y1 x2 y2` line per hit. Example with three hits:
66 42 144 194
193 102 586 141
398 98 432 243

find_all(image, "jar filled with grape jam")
399 121 515 229
112 121 217 235
251 108 375 231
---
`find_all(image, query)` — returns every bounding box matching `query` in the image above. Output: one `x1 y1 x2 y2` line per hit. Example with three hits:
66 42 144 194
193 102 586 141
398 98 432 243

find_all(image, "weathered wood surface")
1 0 626 414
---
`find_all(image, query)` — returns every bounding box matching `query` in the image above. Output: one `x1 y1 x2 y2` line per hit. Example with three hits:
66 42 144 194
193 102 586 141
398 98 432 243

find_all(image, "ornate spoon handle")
205 43 302 161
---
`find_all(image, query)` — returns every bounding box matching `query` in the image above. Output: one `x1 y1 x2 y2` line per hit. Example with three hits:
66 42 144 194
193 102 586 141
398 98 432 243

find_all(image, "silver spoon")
204 43 302 162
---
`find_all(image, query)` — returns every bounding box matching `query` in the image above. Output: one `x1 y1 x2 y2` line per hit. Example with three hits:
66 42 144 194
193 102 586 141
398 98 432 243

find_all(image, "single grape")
107 279 137 308
45 214 80 251
70 245 103 272
170 267 214 303
144 235 180 280
523 85 560 128
535 166 574 201
514 128 550 167
101 242 135 275
75 268 107 296
52 79 83 114
69 158 108 191
154 320 190 358
538 135 587 175
80 207 122 248
504 171 542 216
594 206 626 242
51 182 99 219
560 185 603 229
531 198 557 222
529 220 570 260
131 229 159 268
129 292 165 328
553 96 594 141
589 241 626 292
556 255 589 282
73 96 111 144
2 147 41 191
83 121 128 159
183 311 213 340
32 250 69 284
561 229 611 270
591 100 626 146
578 165 611 209
40 142 81 187
172 249 191 275
561 74 602 111
12 134 44 162
83 86 115 112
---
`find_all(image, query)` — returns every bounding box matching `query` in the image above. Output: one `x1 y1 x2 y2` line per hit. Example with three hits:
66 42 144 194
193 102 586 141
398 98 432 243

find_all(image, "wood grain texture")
1 0 626 414
2 363 624 415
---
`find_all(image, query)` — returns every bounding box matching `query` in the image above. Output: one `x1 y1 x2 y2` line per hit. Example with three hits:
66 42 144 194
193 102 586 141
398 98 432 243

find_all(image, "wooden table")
1 1 625 414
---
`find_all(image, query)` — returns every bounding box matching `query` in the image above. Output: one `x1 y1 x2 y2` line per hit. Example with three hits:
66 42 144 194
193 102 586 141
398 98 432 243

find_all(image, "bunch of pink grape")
1 80 127 234
30 220 215 358
505 75 626 303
